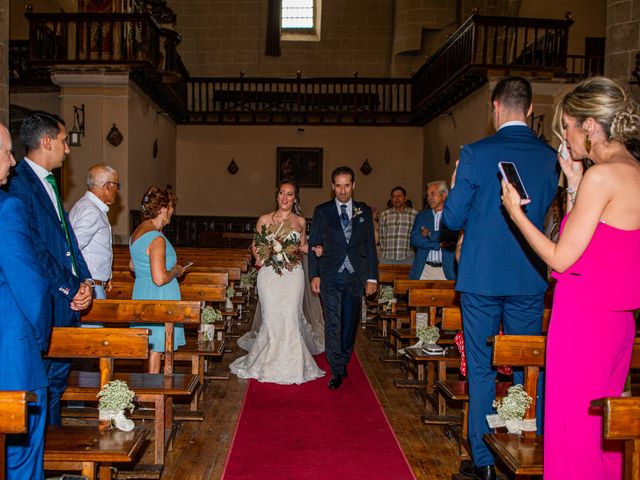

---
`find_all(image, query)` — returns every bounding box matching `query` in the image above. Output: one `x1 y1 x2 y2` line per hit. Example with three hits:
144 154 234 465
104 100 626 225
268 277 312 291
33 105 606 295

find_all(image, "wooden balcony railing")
412 14 573 120
565 54 605 83
26 12 162 67
187 76 413 124
20 12 587 126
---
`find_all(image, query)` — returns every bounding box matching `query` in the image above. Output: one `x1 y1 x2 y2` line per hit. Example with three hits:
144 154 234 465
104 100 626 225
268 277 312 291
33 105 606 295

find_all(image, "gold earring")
584 135 592 154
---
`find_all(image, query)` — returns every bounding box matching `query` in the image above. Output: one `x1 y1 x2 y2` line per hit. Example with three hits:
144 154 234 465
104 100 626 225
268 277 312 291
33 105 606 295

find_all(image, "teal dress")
129 231 186 352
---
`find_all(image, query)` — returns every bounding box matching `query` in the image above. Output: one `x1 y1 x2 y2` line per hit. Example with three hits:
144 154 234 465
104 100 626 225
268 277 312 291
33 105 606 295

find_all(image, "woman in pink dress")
501 77 640 479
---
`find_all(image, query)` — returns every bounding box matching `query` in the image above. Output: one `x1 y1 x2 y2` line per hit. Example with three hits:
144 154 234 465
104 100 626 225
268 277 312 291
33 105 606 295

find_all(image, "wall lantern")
68 104 85 147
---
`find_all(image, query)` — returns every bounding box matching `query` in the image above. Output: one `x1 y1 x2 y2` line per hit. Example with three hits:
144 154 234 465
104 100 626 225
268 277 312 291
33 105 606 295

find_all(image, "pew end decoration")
97 380 135 432
225 286 236 309
401 324 441 355
254 221 302 275
489 384 535 434
377 285 397 311
201 306 222 341
240 267 258 290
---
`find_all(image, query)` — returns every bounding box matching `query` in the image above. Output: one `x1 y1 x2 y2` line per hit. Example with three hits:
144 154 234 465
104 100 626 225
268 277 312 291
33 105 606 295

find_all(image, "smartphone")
183 262 194 269
557 141 570 161
498 161 531 205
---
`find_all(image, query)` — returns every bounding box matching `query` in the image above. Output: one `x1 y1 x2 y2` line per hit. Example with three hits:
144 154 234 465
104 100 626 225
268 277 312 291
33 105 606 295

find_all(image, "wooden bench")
45 327 148 479
0 391 35 480
388 287 460 361
80 300 202 465
431 308 550 457
591 396 640 480
484 336 640 477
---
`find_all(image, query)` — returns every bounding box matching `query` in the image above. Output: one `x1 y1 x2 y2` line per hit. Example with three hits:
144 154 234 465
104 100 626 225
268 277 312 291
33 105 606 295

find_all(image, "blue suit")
409 208 457 280
443 125 558 467
8 159 90 425
0 190 52 479
308 200 378 376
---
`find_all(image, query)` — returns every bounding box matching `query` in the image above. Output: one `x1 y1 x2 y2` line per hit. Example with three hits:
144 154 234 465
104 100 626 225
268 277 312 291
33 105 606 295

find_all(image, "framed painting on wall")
276 147 323 188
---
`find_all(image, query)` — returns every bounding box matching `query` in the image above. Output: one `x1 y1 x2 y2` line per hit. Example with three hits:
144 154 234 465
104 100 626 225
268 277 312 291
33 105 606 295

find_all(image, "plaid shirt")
378 207 417 260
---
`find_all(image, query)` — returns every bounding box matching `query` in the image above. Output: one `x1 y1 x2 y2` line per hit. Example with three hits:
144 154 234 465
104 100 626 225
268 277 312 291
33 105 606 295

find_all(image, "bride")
230 180 325 384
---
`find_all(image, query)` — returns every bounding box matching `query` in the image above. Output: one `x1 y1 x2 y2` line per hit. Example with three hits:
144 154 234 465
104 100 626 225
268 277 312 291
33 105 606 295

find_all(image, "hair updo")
553 76 640 158
275 179 302 216
140 186 177 220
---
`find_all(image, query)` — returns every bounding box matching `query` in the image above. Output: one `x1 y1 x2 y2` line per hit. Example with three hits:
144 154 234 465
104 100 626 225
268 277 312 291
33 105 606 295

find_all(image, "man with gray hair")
69 164 120 299
409 180 457 280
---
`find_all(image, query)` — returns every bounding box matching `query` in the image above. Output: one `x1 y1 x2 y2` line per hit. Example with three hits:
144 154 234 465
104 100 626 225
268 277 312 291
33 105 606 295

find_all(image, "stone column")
0 0 9 123
605 0 640 97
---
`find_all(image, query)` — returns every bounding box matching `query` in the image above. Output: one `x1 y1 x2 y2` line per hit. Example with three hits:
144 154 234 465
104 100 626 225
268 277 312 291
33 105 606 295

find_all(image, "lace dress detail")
230 230 325 384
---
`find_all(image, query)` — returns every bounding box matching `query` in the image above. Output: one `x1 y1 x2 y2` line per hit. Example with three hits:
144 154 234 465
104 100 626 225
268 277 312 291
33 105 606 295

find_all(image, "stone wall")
605 0 640 97
168 0 395 77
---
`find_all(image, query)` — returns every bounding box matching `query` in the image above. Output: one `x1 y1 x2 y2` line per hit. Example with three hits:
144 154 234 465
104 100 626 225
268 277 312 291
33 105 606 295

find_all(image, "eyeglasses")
103 181 121 191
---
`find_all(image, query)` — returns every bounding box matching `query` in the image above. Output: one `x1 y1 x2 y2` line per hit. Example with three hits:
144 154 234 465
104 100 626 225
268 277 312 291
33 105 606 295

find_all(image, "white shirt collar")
24 157 52 179
85 191 109 213
498 120 528 131
335 198 353 210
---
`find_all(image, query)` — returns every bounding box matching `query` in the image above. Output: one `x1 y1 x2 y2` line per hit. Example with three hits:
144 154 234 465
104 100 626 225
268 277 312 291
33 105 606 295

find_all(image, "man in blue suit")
409 180 457 280
8 112 93 426
309 166 378 390
0 123 51 479
443 78 558 480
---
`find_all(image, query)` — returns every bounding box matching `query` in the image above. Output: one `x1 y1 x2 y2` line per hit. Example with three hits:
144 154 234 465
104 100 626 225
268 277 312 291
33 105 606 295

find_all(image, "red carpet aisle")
222 354 416 480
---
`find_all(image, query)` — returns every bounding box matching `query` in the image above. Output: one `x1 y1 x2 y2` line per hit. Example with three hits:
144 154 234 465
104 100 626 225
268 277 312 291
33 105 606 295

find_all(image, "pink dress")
544 220 640 479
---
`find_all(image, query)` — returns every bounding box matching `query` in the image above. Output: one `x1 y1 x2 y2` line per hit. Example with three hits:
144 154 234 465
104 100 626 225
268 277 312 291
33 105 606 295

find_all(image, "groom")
309 166 378 389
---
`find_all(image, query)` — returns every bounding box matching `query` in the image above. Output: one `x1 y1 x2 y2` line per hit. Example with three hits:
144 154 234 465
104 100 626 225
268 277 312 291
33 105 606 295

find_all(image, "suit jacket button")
66 251 71 257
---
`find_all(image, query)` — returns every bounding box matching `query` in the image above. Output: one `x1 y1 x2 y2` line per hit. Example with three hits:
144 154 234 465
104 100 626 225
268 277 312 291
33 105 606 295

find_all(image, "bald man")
69 164 120 299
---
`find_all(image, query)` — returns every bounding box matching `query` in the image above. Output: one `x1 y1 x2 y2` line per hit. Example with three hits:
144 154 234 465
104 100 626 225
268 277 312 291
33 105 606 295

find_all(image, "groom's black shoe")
328 375 343 390
458 460 496 480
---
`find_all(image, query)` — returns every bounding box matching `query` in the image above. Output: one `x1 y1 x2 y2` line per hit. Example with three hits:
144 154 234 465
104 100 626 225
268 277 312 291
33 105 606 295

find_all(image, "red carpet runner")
222 354 416 479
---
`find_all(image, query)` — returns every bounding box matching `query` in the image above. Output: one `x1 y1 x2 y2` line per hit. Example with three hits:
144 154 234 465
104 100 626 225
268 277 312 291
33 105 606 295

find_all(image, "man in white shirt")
70 164 120 299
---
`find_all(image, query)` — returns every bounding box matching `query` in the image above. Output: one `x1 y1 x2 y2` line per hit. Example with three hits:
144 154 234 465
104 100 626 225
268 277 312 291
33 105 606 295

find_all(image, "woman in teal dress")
129 186 186 373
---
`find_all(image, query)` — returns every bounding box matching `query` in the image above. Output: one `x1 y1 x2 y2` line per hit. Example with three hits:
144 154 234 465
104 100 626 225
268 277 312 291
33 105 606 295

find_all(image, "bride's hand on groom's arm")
311 245 323 257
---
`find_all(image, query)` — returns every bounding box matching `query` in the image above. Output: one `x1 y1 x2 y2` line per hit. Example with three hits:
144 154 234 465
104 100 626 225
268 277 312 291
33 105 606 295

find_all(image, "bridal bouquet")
254 221 302 275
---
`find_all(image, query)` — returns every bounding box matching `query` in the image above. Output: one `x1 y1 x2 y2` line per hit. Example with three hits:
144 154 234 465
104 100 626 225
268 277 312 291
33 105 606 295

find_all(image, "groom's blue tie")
340 204 349 227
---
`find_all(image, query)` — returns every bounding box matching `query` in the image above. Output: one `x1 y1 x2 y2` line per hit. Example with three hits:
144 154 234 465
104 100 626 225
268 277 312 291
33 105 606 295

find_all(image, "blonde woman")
501 77 640 480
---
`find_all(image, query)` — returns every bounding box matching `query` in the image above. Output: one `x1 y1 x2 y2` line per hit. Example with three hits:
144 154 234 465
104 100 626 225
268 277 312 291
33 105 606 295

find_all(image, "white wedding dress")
230 232 325 384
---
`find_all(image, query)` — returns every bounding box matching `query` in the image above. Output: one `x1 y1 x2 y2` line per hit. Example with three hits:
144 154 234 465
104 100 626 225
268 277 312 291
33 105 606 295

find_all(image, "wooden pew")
377 263 411 284
0 391 35 480
388 287 460 362
484 337 640 477
108 281 226 304
483 335 546 477
431 308 550 457
44 327 148 480
591 396 640 480
80 300 202 465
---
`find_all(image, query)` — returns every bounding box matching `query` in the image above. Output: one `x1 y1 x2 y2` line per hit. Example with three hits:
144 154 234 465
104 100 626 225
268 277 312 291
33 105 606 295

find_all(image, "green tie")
45 174 78 275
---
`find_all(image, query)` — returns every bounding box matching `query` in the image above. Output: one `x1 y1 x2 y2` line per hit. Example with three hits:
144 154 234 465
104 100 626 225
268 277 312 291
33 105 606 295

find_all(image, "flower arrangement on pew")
488 384 535 434
240 267 258 290
225 286 235 309
254 221 302 275
377 285 397 311
201 306 222 341
401 323 442 356
97 380 135 432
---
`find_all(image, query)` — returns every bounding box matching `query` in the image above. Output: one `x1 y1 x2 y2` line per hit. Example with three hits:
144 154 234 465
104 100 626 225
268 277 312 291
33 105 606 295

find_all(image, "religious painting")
276 147 323 188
